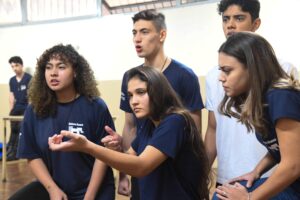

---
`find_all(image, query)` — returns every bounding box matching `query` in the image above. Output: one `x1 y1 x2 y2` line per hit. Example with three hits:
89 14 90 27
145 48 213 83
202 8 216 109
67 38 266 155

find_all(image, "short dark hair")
132 9 166 31
218 0 260 21
9 56 23 65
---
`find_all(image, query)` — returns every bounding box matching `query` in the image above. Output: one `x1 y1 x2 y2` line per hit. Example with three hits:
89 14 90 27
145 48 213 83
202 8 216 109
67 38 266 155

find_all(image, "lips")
133 108 141 113
135 45 142 53
222 86 229 91
227 32 235 37
50 79 59 86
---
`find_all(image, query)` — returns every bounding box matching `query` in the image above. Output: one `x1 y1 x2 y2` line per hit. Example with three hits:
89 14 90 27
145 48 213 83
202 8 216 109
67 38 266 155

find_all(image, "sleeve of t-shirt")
17 106 40 159
94 98 116 146
180 70 204 111
148 114 187 159
267 89 300 124
119 72 133 113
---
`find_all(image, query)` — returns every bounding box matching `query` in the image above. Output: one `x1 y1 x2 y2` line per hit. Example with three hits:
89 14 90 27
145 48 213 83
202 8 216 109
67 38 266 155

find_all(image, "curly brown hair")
28 44 100 118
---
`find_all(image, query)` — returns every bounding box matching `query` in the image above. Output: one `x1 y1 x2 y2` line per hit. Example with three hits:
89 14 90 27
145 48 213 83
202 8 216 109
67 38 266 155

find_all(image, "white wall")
0 0 299 83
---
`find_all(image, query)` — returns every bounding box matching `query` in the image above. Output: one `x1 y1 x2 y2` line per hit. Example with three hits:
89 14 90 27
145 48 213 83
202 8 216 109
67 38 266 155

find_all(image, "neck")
56 89 78 103
16 72 24 79
152 119 160 127
144 53 169 72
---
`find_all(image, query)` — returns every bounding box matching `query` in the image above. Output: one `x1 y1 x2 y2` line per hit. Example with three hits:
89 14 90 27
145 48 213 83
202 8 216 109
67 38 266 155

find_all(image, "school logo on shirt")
68 122 84 134
20 84 27 90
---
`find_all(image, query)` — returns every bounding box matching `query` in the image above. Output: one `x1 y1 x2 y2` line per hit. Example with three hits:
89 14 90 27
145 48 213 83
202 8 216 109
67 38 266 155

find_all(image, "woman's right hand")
101 126 123 152
228 170 260 188
48 186 68 200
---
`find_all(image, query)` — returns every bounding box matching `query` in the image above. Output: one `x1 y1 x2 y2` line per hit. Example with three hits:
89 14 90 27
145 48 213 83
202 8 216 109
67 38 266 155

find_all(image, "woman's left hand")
216 182 249 200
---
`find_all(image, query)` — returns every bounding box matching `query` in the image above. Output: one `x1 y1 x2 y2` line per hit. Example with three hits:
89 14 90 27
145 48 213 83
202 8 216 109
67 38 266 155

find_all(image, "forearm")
9 93 15 111
85 159 107 199
252 161 300 200
86 142 149 177
28 158 60 193
121 127 136 151
204 111 217 167
204 130 217 167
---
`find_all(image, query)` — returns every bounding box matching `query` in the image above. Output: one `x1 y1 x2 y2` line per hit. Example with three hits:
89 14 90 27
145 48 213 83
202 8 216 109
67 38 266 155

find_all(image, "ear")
252 18 261 32
159 29 167 42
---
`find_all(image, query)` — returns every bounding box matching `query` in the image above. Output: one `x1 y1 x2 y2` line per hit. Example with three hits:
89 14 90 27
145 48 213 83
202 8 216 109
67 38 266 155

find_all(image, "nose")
130 94 139 107
227 18 236 30
218 71 226 83
133 33 141 44
50 67 58 76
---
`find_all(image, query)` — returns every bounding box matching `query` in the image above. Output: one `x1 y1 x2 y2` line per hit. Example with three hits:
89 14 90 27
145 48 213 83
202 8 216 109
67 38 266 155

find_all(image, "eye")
141 30 149 35
136 89 146 95
127 92 133 99
58 64 66 69
45 65 51 70
219 67 231 75
222 16 229 23
236 15 245 21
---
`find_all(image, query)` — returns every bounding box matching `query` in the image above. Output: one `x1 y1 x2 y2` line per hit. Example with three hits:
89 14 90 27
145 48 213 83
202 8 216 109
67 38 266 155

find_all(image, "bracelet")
247 192 252 200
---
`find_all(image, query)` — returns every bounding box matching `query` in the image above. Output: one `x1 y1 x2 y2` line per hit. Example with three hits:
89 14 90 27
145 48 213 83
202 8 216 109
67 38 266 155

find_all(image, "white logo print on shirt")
68 122 84 134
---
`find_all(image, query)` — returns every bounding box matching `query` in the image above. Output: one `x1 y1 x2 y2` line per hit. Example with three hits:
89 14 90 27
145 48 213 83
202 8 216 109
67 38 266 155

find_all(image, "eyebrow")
223 14 246 18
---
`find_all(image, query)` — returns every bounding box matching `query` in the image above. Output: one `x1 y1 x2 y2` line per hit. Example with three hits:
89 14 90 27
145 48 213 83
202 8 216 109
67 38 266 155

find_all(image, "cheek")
233 75 249 92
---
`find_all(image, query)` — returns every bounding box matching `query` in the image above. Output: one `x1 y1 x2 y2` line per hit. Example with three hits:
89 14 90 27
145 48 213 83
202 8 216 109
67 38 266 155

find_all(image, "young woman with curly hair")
10 44 115 200
48 66 211 200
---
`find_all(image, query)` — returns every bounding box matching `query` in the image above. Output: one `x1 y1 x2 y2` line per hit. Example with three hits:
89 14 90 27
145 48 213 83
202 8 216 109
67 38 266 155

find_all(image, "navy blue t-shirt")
9 72 32 111
120 59 204 113
256 88 300 194
17 96 115 200
132 114 202 200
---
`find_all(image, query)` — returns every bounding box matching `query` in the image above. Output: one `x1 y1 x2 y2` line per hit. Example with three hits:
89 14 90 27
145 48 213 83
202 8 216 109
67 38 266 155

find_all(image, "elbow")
280 161 300 179
294 163 300 178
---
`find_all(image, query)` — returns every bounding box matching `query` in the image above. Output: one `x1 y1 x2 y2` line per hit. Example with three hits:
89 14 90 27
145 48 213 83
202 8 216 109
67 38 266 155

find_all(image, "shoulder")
82 96 107 108
9 76 16 83
267 88 300 99
266 88 300 120
25 73 32 79
267 88 300 107
161 113 186 127
168 59 197 77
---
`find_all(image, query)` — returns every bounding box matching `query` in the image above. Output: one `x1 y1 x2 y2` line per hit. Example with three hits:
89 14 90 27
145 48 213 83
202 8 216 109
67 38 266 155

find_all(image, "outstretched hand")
48 130 89 152
101 126 123 151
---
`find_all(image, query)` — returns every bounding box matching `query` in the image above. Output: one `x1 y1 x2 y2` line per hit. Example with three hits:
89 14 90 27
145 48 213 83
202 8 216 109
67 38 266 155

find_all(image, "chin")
135 114 147 119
